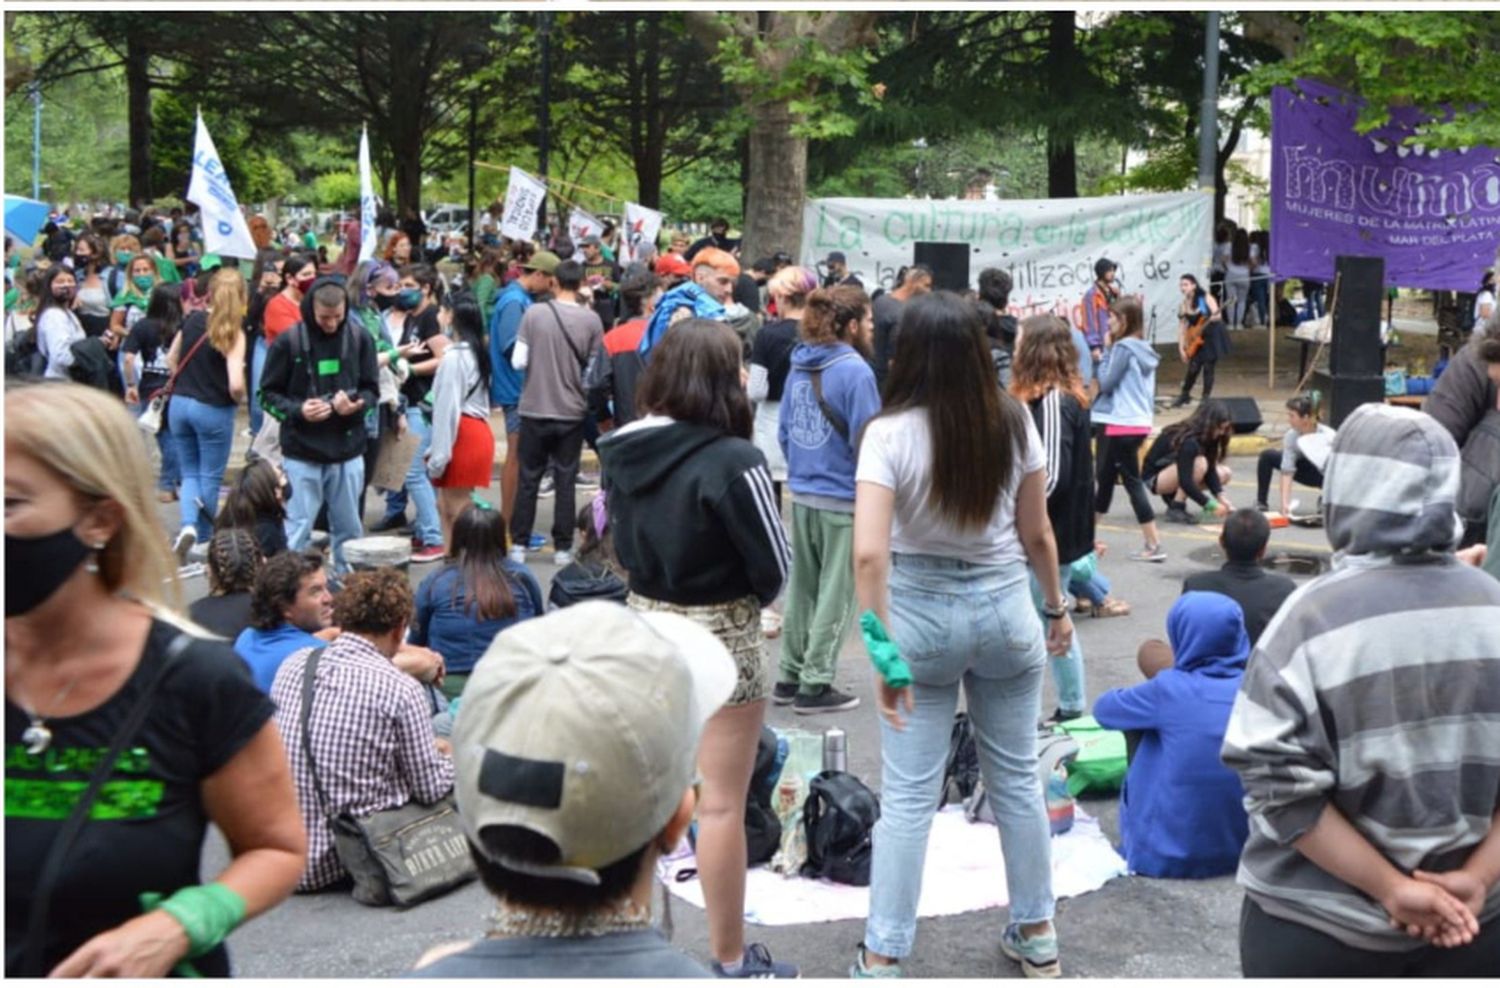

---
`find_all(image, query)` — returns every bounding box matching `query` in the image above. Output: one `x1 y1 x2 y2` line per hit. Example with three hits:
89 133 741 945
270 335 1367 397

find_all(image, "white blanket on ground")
657 806 1127 926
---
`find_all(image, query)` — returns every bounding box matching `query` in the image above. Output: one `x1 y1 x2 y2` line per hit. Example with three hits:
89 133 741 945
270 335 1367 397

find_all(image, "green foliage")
308 172 360 209
1245 11 1500 148
4 65 128 202
659 159 742 226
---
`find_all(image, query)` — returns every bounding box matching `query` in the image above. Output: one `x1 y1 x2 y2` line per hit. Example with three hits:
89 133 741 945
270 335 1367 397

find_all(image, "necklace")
10 675 81 755
486 900 652 940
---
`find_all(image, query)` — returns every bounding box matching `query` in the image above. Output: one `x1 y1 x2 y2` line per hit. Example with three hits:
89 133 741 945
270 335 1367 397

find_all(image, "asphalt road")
189 453 1331 978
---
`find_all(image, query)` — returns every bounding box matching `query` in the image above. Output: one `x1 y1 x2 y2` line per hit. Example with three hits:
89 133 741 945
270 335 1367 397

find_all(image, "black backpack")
940 713 980 808
800 770 880 886
66 336 119 393
547 560 629 610
5 324 43 379
745 726 784 866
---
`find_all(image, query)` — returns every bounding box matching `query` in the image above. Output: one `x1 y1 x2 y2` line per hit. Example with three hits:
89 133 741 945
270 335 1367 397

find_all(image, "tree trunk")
125 28 152 207
1044 11 1079 198
742 99 806 262
631 15 666 209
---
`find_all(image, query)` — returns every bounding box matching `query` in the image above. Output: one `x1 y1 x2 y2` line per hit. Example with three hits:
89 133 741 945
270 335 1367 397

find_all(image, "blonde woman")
164 268 248 559
748 265 817 502
5 383 304 977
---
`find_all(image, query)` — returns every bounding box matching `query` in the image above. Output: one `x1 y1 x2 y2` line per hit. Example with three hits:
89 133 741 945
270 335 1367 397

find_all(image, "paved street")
190 450 1329 978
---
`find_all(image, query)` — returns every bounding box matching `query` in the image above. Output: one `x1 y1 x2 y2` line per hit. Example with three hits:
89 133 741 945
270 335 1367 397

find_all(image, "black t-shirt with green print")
5 620 273 977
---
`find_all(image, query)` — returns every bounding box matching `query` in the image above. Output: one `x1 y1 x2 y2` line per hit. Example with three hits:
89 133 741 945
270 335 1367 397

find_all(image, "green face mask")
115 251 133 265
132 274 155 292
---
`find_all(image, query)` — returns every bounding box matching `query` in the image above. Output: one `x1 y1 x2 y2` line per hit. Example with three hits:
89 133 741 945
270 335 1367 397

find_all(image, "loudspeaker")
1312 370 1385 429
1329 255 1386 377
913 242 971 293
1218 396 1263 435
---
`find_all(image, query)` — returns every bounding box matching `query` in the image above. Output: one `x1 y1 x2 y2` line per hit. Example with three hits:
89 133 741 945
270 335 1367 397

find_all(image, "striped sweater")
1222 405 1500 951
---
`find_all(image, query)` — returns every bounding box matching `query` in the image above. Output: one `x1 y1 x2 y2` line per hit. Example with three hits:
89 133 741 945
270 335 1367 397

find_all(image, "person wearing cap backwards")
822 251 863 290
1081 257 1120 369
488 250 560 525
409 602 735 978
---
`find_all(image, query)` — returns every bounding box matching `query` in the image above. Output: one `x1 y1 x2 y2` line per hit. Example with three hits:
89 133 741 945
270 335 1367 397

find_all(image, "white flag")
358 126 376 263
186 112 257 259
500 167 547 241
621 202 664 265
568 207 604 259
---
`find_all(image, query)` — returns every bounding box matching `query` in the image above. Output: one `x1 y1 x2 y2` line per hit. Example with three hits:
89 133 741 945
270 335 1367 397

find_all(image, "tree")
684 12 881 260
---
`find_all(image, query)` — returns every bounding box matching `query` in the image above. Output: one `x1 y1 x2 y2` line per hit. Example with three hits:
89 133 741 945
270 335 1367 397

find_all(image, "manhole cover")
1185 544 1329 576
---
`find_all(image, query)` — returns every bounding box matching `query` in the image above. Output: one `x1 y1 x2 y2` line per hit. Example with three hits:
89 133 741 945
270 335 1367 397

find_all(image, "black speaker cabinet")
1329 255 1386 378
913 242 971 293
1311 370 1385 429
1218 396 1263 435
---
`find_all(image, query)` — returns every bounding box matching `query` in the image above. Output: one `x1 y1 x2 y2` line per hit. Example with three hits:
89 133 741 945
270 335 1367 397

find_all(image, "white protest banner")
621 202 664 265
186 112 258 259
568 207 604 258
801 191 1213 344
357 126 376 263
500 167 547 241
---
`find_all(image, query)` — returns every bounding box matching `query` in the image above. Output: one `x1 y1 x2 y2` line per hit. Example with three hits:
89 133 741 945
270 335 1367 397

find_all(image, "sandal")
1091 598 1132 618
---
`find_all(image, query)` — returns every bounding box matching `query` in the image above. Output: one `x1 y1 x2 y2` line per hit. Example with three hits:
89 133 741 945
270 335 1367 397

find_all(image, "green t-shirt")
153 254 182 285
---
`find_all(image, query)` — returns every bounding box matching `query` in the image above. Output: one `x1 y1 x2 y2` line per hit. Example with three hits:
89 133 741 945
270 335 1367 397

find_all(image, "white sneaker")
553 550 574 567
508 545 528 565
173 526 197 564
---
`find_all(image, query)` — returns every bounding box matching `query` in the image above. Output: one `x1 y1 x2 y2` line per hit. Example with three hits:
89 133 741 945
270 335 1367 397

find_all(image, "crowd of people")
6 198 1500 980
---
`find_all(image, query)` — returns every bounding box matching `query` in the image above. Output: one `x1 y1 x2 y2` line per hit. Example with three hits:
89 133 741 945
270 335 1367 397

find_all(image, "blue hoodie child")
1093 591 1250 878
778 342 881 507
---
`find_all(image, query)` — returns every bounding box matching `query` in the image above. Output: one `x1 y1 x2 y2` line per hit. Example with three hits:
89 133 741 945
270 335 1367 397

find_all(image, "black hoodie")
598 418 790 607
258 276 379 465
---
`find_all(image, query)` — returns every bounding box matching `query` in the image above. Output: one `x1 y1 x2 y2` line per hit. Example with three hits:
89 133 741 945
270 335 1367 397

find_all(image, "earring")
84 542 105 574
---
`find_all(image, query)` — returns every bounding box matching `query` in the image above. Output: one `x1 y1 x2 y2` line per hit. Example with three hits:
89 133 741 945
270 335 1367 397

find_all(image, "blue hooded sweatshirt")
488 279 531 407
1091 336 1160 429
778 342 881 508
1093 591 1250 878
637 282 726 362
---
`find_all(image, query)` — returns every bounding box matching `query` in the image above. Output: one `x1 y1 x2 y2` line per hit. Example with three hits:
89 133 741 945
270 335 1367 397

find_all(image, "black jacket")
1182 562 1296 645
1027 390 1094 566
598 418 790 607
258 276 379 465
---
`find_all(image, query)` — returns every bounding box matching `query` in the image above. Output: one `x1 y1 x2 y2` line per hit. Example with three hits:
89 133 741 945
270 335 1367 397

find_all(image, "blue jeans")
167 395 236 540
132 400 181 492
284 455 365 573
403 407 443 548
1069 569 1110 608
1030 565 1086 715
249 336 267 436
865 555 1056 959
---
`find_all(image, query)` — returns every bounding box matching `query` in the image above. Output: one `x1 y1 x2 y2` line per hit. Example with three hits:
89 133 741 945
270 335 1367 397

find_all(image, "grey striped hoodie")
1221 404 1500 951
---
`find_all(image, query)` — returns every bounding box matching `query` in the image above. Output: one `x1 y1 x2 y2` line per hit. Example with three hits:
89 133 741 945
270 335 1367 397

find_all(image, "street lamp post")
31 82 42 201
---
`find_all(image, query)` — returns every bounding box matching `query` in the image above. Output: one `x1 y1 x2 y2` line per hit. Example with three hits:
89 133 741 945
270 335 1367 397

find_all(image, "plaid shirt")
270 633 454 891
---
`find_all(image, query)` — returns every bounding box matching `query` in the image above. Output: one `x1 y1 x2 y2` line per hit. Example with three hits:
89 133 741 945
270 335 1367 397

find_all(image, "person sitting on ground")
1094 591 1250 879
270 568 455 894
410 502 544 702
215 458 289 558
411 602 734 977
1222 404 1500 976
1255 395 1334 514
550 494 630 610
1143 399 1235 525
189 529 263 640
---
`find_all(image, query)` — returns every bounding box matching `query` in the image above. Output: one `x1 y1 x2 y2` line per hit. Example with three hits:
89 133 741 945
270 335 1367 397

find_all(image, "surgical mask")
395 288 422 311
73 254 94 270
114 251 133 266
373 293 397 312
52 287 74 303
132 274 155 291
5 525 93 617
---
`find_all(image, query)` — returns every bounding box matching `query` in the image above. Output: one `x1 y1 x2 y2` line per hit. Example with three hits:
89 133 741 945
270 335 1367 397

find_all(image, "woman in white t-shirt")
34 266 86 380
851 292 1074 979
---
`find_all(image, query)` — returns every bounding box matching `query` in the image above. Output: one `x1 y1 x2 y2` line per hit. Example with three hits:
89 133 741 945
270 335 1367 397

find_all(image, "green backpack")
1056 716 1127 796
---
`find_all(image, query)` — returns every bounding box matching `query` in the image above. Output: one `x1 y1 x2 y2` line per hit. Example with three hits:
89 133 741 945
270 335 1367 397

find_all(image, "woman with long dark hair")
70 233 113 339
853 292 1071 978
260 253 315 349
1011 314 1093 722
1173 273 1230 408
215 458 289 558
33 265 85 381
410 502 543 701
121 283 185 501
598 321 796 978
1143 398 1236 524
1093 296 1166 562
426 291 494 550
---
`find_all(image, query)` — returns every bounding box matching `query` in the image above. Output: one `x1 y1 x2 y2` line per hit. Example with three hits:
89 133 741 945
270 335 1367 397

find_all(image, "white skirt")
752 401 787 482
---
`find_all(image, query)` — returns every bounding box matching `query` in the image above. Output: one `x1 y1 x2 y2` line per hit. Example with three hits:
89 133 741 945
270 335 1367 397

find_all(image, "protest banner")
500 167 547 242
802 191 1212 344
621 202 664 265
569 207 604 257
186 112 257 259
357 126 376 263
1271 79 1500 291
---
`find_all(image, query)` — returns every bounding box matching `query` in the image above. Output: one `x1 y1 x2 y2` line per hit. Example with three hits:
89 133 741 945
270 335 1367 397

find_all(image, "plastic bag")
769 729 823 876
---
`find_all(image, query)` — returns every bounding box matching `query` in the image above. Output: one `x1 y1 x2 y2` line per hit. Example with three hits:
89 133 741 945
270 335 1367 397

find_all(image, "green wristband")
1204 498 1219 511
142 882 247 959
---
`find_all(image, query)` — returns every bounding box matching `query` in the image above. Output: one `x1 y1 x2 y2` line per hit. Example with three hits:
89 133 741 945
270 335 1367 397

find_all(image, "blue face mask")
395 288 422 311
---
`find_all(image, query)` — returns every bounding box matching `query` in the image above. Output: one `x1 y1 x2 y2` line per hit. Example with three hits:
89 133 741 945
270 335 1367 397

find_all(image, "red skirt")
435 415 495 488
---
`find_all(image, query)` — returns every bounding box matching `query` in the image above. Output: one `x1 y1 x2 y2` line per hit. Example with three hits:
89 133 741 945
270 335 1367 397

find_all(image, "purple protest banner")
1271 78 1500 291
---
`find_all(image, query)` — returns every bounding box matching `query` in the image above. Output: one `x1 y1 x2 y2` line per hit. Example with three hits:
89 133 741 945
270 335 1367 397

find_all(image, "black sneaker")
712 943 799 978
1255 502 1271 513
794 685 859 715
1164 503 1198 525
772 682 799 705
1171 394 1192 408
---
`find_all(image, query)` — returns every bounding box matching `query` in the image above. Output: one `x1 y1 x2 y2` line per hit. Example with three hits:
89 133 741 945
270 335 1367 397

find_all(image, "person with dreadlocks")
189 529 264 640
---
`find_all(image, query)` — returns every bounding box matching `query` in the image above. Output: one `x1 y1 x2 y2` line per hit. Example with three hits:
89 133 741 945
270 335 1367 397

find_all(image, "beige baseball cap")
521 250 561 275
452 601 735 885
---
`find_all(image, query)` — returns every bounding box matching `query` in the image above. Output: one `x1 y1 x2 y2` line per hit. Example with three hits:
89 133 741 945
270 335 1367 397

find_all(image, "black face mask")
373 293 397 312
5 525 92 617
